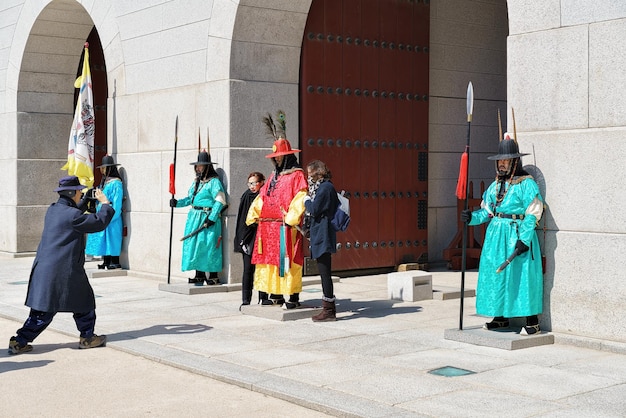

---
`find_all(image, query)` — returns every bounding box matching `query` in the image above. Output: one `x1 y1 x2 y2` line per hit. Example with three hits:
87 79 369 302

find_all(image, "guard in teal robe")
171 151 227 285
462 134 544 335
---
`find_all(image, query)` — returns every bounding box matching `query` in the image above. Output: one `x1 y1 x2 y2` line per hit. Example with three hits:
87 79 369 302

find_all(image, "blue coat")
304 181 340 259
25 196 115 313
85 178 124 256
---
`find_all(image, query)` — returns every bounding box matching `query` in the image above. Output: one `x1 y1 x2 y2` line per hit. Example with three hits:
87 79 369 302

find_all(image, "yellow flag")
62 43 95 188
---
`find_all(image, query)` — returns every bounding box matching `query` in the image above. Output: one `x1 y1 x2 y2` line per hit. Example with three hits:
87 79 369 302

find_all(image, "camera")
85 188 97 201
83 188 98 213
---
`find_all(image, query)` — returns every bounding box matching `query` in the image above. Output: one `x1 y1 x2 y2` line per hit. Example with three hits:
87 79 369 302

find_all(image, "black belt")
495 213 524 220
192 206 212 212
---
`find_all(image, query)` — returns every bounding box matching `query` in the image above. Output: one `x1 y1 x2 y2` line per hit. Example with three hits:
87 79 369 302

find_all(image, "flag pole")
167 116 178 284
460 81 474 330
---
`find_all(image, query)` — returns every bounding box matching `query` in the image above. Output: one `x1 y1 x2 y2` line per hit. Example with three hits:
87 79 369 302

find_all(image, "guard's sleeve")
107 180 124 221
246 195 263 226
284 190 307 226
468 203 491 226
208 179 227 222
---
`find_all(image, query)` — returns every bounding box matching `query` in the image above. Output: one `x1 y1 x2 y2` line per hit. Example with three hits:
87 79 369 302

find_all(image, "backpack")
331 191 350 232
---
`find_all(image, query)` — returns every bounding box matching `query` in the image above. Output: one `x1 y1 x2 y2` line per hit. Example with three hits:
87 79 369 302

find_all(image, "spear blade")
466 81 474 122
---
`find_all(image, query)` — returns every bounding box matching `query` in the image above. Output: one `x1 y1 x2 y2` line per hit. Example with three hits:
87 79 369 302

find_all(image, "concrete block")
387 271 432 302
87 269 128 279
432 285 476 300
444 326 554 350
158 282 229 295
240 303 322 321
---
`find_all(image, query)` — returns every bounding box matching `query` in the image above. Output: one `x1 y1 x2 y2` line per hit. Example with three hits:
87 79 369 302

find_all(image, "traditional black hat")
190 150 217 165
96 155 121 168
487 133 530 160
54 175 86 192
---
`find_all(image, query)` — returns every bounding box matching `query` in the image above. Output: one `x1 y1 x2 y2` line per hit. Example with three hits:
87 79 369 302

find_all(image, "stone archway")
15 1 100 252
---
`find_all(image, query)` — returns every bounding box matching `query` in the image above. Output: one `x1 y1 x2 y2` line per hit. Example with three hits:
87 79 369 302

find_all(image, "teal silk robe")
177 177 226 273
469 176 544 318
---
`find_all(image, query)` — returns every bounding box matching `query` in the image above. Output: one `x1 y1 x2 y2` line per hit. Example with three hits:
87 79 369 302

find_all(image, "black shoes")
98 263 122 270
282 301 301 310
483 316 541 335
521 324 541 336
260 298 284 306
188 277 219 286
483 317 510 330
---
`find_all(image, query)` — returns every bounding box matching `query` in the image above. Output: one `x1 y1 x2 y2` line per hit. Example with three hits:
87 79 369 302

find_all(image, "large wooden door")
76 27 107 187
300 0 429 272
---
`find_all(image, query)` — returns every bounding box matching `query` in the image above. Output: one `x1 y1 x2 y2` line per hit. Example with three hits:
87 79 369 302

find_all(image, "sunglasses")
248 181 259 186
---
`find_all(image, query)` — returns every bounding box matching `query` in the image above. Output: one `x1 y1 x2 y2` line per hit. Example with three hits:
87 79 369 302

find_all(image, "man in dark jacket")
8 175 115 355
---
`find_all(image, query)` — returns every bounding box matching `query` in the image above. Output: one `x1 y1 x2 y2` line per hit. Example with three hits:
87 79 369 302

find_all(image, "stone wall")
507 0 626 341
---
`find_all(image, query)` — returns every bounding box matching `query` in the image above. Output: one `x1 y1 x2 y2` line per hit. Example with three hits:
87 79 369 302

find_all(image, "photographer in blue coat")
8 175 115 355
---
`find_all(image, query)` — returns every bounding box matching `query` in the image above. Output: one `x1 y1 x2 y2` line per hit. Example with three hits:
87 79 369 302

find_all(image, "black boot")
205 272 219 285
258 291 270 305
521 315 541 335
98 255 111 270
269 293 285 306
189 271 206 286
107 256 121 270
283 293 301 309
483 316 509 330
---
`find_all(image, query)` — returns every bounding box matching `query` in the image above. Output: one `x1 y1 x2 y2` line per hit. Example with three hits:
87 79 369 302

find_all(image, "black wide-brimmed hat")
96 155 121 168
54 175 86 192
190 150 217 165
487 134 530 160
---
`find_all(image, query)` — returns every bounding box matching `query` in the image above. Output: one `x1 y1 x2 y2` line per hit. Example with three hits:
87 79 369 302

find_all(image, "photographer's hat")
54 175 86 192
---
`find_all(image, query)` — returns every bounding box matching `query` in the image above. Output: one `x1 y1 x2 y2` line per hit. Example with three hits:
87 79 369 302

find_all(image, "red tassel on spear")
455 147 469 200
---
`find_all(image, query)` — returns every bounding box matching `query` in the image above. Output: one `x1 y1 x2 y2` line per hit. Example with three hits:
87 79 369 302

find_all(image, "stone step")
432 285 476 300
87 268 127 279
444 326 554 350
240 303 322 321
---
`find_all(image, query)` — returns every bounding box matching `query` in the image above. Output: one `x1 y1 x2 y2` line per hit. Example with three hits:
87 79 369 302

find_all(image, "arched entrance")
81 27 108 187
300 0 430 271
15 2 106 251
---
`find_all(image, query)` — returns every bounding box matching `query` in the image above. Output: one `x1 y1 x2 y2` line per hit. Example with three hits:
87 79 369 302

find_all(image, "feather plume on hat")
263 110 287 140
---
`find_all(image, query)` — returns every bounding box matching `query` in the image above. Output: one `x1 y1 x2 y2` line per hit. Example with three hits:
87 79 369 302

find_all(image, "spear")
456 81 473 330
167 116 178 284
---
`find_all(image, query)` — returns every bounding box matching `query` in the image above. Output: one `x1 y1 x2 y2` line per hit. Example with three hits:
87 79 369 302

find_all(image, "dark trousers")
241 252 255 303
316 252 333 299
15 309 96 346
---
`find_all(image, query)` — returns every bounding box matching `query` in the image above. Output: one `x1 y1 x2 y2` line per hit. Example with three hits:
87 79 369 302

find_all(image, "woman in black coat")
234 171 265 307
9 175 114 354
303 160 340 321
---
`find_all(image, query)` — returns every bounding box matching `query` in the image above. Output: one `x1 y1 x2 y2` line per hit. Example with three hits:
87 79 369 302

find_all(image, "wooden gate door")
76 27 107 186
300 0 430 272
